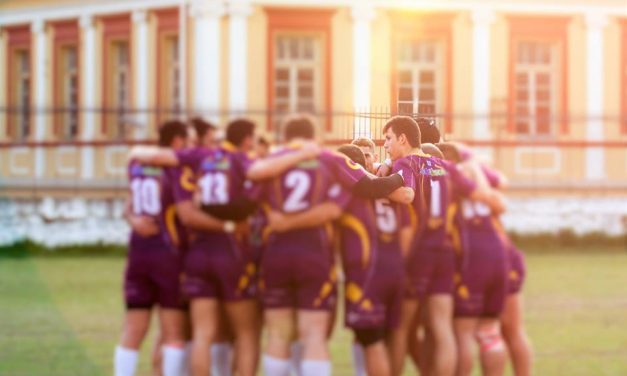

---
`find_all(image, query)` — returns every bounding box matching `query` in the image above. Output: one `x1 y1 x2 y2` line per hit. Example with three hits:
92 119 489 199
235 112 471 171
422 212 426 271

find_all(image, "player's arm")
267 202 343 233
246 142 320 181
470 188 507 215
176 200 234 232
352 173 412 202
201 199 259 221
128 146 179 166
399 226 414 260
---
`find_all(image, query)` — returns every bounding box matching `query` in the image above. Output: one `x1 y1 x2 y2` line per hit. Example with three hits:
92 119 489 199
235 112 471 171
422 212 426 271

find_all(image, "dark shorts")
406 246 456 299
507 246 526 294
124 249 185 310
454 234 508 318
344 250 404 330
182 236 256 302
260 245 337 311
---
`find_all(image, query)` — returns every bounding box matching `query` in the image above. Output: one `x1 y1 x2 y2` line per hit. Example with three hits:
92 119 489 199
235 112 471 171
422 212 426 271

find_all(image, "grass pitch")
1 248 626 375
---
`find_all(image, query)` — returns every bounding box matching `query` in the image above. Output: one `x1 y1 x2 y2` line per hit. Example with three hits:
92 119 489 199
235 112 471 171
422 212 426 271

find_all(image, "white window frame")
396 39 443 119
273 33 323 119
513 40 559 137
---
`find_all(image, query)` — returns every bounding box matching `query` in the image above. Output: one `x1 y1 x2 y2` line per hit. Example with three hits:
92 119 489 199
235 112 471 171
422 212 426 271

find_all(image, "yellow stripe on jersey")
345 282 364 303
165 204 180 247
339 213 371 269
446 203 462 255
221 141 238 152
179 166 196 192
344 155 364 170
407 204 418 231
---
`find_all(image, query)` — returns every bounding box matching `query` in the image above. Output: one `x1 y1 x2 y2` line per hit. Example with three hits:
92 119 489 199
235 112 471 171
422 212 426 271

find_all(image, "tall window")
166 36 181 114
106 41 130 139
12 50 31 140
513 41 558 136
508 17 568 135
273 35 322 126
396 39 442 117
58 46 79 140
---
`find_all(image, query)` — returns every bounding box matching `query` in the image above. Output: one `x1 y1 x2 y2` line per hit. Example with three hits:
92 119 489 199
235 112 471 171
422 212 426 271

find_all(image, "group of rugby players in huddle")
115 114 532 376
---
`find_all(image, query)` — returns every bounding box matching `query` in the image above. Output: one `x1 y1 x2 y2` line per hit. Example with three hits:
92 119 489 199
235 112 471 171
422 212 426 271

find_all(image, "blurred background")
0 0 625 246
0 0 626 375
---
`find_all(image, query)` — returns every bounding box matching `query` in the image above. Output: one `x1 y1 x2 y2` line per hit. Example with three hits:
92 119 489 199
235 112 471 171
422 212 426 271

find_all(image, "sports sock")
290 341 303 376
162 345 186 376
263 354 291 376
114 345 138 376
211 342 233 376
352 343 367 376
301 359 331 376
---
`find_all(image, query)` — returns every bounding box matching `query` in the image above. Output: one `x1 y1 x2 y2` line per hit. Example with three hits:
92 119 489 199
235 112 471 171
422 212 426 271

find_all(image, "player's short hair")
421 143 444 159
351 137 376 152
158 120 188 147
226 118 256 146
436 142 462 163
338 144 366 169
383 116 421 148
415 117 441 144
257 135 270 147
189 117 217 139
282 114 316 141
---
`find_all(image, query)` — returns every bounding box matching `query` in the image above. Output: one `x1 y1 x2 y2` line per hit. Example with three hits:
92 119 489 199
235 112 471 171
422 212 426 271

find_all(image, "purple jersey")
392 153 476 251
127 160 185 253
254 147 351 252
173 142 252 246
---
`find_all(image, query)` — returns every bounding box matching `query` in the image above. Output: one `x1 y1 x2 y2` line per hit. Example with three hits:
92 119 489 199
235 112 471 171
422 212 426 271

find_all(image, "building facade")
0 0 626 242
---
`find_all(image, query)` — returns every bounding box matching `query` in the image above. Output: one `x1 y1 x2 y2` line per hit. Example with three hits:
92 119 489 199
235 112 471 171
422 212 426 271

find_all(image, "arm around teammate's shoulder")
246 142 321 181
128 146 179 166
176 200 227 232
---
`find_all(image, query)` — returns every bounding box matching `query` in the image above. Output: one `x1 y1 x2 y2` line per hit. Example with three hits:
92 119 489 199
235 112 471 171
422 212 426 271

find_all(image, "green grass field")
1 249 627 375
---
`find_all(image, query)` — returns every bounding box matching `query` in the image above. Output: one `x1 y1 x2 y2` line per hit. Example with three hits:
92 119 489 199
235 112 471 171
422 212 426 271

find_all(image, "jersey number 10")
130 178 161 216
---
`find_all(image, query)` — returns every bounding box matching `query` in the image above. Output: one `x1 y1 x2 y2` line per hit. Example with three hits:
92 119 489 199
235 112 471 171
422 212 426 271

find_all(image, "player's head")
383 115 421 161
226 118 256 151
158 120 188 150
338 144 367 169
282 114 317 142
351 137 378 173
416 117 441 144
256 135 271 158
436 142 462 163
421 143 444 159
190 117 217 148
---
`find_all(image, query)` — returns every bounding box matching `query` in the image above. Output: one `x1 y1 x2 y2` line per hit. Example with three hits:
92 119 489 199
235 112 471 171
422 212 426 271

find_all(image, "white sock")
301 359 331 376
162 345 186 376
114 346 138 376
263 354 291 376
211 342 233 376
182 342 192 376
352 343 367 376
290 342 303 376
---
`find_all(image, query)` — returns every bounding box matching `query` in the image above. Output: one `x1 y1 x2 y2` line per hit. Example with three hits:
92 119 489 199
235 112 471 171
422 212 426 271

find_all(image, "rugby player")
440 142 532 376
436 141 509 376
383 116 505 376
269 143 413 376
115 120 190 376
129 119 262 376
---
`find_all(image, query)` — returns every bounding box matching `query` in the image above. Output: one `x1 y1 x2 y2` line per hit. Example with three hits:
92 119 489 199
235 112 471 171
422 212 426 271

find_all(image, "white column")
585 13 607 180
471 9 495 161
80 15 95 179
132 10 149 139
191 0 224 123
32 19 47 178
471 9 494 139
351 4 375 139
227 0 252 116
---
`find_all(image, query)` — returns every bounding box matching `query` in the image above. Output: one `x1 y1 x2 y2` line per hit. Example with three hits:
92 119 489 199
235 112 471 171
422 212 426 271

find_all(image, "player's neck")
398 146 419 158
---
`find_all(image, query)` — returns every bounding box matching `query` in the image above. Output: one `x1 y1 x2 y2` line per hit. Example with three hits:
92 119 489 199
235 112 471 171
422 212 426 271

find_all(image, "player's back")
261 147 348 252
127 160 180 253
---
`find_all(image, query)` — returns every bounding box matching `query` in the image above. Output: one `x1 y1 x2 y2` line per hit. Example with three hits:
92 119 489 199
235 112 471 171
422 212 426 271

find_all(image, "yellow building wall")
370 9 391 113
0 30 7 142
451 12 474 141
246 6 269 135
